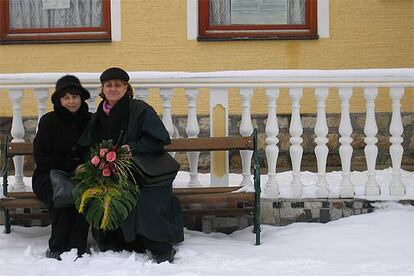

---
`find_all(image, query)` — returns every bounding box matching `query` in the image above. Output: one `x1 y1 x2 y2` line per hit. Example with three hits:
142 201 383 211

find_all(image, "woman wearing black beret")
78 67 184 263
32 75 91 260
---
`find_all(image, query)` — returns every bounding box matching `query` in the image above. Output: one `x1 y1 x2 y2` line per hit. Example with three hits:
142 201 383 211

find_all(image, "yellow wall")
0 0 413 116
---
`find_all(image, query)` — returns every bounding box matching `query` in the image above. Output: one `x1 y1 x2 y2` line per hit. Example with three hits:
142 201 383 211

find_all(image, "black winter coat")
32 102 91 203
78 94 184 243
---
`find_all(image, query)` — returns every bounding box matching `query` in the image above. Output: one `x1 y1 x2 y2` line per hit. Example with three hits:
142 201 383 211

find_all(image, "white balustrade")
33 88 49 132
0 69 413 199
8 89 26 192
239 88 254 186
264 88 279 197
185 88 200 186
314 88 329 198
289 88 303 198
160 88 177 158
389 87 405 196
159 88 175 138
87 88 99 113
338 88 354 198
363 88 380 196
134 87 149 102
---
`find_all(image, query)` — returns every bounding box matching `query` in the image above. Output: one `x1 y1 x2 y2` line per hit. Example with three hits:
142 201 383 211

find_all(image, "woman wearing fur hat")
32 75 91 260
77 67 184 263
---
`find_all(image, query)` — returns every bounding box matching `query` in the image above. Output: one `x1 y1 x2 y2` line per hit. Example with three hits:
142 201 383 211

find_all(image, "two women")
78 67 184 263
32 75 91 260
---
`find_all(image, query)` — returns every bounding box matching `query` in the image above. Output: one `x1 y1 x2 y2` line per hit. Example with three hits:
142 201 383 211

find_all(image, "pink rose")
91 155 100 166
106 151 117 162
100 148 109 157
102 168 111 177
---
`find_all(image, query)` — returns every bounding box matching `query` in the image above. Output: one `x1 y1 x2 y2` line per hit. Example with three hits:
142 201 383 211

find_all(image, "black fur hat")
51 75 90 104
100 67 130 83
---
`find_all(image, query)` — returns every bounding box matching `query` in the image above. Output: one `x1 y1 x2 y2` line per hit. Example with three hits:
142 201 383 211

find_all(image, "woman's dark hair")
99 82 134 100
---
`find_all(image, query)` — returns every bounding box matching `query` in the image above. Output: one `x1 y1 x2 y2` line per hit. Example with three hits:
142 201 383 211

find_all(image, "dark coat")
78 94 184 244
32 102 91 203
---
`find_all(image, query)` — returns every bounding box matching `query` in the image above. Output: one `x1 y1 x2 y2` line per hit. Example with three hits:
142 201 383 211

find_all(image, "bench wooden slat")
177 192 254 205
7 192 39 199
5 143 33 157
4 137 253 157
0 198 47 209
2 191 253 208
165 136 254 152
12 213 49 220
173 187 240 195
7 189 247 198
182 207 253 215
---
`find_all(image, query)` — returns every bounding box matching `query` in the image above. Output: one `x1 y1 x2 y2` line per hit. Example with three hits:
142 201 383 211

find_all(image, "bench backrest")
2 136 254 157
3 142 33 157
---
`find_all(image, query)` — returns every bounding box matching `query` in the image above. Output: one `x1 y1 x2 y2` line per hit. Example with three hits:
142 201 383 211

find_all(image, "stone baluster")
389 87 405 196
8 89 26 191
34 88 49 132
264 88 279 197
338 88 354 198
289 88 303 198
160 88 177 158
239 88 254 186
314 87 329 198
134 88 149 102
185 88 200 186
159 88 175 138
364 88 379 196
86 88 99 113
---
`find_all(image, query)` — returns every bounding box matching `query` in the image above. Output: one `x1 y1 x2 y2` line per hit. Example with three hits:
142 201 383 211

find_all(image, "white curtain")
210 0 231 25
9 0 103 29
288 0 305 24
210 0 305 25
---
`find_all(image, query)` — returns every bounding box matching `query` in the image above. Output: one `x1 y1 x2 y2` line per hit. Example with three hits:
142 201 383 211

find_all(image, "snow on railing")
1 69 413 199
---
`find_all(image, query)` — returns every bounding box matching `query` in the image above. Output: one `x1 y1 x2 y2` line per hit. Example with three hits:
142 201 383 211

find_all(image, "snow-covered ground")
0 168 413 275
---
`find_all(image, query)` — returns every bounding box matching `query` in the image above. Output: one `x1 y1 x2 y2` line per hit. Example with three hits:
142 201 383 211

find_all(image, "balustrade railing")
1 69 413 199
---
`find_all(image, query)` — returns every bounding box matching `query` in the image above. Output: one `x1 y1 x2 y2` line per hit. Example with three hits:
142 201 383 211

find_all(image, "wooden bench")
1 132 261 245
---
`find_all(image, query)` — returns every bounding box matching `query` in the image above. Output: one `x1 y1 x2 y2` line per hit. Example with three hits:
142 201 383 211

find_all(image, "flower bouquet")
72 140 139 230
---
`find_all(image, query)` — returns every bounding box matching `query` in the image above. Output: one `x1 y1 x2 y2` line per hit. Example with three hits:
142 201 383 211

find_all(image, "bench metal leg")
252 129 261 245
4 209 11 234
253 168 261 245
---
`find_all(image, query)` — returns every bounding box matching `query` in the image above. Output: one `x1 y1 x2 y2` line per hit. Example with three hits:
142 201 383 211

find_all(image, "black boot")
154 248 176 264
45 249 63 261
77 246 92 258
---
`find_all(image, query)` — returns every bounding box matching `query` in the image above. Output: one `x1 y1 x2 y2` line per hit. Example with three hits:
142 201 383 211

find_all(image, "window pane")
210 0 305 26
9 0 103 29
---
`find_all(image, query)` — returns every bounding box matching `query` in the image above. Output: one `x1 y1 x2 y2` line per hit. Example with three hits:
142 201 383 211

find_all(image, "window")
0 0 111 44
198 0 318 41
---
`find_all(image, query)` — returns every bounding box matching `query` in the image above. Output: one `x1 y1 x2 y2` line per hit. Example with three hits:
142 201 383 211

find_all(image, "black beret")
51 75 90 104
100 67 130 83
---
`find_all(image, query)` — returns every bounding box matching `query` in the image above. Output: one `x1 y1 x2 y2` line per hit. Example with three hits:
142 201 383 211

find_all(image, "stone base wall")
200 199 414 234
2 200 414 235
260 199 414 225
1 112 413 173
179 199 414 233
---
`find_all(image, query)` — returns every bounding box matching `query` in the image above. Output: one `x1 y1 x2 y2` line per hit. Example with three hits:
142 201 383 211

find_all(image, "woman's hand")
121 144 132 156
75 164 83 173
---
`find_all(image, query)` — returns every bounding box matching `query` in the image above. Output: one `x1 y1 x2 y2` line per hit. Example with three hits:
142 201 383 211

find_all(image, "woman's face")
102 80 128 105
60 92 82 113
